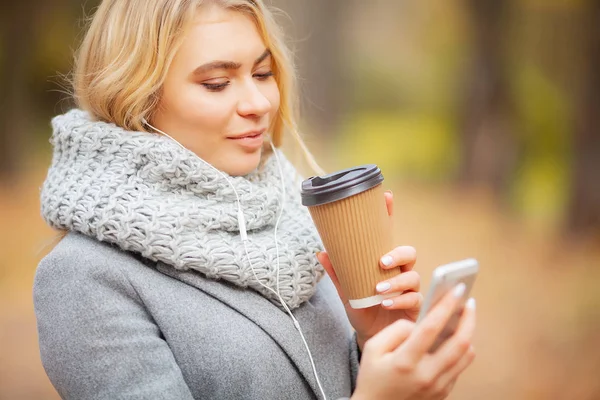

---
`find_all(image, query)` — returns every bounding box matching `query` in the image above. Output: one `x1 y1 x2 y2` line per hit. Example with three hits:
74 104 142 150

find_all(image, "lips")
227 129 266 139
227 129 266 150
229 133 261 140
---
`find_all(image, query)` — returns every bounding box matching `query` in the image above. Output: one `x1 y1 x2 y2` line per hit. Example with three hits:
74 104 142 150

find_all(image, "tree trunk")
459 0 517 193
567 0 600 236
272 0 346 137
0 2 36 184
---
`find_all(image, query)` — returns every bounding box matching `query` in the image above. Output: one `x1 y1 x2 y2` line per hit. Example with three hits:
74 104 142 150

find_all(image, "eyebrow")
193 49 272 75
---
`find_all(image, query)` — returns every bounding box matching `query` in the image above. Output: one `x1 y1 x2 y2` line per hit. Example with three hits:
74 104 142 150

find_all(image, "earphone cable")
143 120 327 400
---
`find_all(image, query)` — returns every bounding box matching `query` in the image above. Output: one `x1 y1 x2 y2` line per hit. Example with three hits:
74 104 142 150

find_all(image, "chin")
222 151 263 177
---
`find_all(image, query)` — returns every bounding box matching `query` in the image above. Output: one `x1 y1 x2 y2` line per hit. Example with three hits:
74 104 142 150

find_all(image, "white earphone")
141 118 328 400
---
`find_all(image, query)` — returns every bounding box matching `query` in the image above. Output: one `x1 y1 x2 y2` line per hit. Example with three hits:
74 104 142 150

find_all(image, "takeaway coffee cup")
301 165 401 309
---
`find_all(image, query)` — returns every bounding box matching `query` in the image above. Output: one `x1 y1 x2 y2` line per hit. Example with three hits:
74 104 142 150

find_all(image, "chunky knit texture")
40 109 325 310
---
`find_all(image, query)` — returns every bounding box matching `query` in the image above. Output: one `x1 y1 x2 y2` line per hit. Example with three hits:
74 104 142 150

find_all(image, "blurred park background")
1 0 599 398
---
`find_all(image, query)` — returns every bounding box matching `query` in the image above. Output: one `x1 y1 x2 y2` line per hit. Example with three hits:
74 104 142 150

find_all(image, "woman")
34 1 476 399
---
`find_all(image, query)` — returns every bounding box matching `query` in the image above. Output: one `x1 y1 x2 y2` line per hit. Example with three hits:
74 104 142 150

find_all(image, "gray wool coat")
33 232 360 400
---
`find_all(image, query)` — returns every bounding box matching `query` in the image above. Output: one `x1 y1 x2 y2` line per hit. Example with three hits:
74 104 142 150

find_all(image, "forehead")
179 5 266 64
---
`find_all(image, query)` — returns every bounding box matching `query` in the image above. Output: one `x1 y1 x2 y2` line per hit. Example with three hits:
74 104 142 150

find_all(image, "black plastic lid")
301 165 384 206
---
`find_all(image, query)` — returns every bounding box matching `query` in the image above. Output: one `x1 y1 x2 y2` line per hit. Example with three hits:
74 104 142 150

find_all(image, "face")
152 5 280 176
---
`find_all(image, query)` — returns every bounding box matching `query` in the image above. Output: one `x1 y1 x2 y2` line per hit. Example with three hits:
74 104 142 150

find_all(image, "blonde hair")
73 0 324 174
46 0 325 246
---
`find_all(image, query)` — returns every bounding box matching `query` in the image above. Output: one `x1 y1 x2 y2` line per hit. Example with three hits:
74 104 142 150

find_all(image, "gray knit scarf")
40 109 325 310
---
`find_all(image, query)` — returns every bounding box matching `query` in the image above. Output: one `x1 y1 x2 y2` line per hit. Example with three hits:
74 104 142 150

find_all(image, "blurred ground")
2 1 599 399
1 154 599 400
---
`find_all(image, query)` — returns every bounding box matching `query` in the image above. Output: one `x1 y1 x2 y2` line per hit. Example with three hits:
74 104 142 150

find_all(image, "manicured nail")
381 255 393 267
453 283 466 298
376 282 391 293
382 299 393 307
466 297 476 309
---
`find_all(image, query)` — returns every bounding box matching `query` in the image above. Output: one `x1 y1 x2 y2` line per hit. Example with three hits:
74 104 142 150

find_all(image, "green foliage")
514 63 571 156
511 62 572 225
334 112 460 182
512 155 569 226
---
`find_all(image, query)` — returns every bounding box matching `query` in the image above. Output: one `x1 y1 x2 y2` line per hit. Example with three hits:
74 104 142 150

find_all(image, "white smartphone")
417 258 479 352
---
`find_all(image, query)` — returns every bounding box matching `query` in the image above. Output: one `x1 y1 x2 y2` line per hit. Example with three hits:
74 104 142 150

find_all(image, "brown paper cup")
302 166 401 308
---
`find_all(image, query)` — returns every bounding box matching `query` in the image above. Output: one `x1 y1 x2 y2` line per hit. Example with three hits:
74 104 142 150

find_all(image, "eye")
253 71 274 81
201 81 230 92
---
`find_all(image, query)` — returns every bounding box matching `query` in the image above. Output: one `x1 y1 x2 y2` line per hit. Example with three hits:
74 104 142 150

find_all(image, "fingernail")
382 299 393 307
376 282 391 293
316 251 322 257
385 190 393 195
381 255 393 267
466 297 476 309
453 283 466 298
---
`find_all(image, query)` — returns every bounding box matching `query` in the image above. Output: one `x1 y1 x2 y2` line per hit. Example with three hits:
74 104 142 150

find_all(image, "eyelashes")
201 71 274 92
201 82 229 91
254 71 274 80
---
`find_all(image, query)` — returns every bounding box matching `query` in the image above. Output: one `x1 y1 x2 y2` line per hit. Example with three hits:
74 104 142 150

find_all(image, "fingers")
376 271 422 312
425 297 476 379
432 298 476 372
380 246 417 271
384 190 393 217
362 319 414 357
435 345 476 392
380 291 423 311
376 270 421 294
399 283 467 361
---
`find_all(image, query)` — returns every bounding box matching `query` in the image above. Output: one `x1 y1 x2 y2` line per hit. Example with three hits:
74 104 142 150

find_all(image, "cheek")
172 85 235 129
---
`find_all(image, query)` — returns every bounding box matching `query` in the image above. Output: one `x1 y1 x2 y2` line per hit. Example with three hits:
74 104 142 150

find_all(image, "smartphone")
417 258 479 352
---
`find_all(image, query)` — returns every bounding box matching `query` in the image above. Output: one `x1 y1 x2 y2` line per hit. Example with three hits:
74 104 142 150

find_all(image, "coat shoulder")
34 231 144 299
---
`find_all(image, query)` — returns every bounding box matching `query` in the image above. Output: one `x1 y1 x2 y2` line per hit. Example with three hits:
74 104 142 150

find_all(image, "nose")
237 80 272 118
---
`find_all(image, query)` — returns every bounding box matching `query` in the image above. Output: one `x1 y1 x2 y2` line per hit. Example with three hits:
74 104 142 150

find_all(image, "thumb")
316 251 348 305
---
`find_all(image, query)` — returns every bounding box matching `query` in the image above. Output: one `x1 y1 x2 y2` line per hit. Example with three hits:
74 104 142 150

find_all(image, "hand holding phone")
417 258 479 352
352 261 478 400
